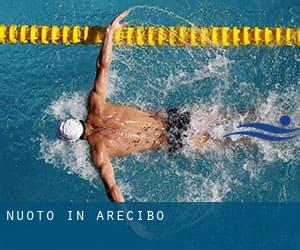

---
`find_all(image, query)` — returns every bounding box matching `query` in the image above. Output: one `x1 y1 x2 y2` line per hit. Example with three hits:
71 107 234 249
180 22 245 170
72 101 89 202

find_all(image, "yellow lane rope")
0 25 299 46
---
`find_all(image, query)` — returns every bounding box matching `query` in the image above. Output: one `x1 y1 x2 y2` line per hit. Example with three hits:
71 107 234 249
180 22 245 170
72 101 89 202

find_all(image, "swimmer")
58 11 210 202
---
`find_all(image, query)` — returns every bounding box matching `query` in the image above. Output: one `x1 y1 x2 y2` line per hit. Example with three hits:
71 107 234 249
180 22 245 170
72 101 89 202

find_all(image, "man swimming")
58 11 210 202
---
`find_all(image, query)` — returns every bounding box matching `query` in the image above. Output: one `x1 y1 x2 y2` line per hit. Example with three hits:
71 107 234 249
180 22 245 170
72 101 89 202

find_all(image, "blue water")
0 0 299 202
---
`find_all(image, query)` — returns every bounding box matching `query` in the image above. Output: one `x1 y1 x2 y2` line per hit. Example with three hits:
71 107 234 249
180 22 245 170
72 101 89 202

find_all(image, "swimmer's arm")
92 144 125 202
94 11 129 99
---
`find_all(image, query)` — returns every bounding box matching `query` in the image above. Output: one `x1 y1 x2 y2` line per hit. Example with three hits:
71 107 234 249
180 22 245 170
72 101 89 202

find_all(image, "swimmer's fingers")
119 22 129 29
114 10 130 23
110 10 130 30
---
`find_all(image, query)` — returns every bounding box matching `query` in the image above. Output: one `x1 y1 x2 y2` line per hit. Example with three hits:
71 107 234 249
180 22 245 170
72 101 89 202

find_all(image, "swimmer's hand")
107 10 129 33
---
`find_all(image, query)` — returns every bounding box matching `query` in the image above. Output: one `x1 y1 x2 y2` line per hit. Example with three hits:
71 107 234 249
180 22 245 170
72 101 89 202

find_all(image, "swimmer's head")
57 118 84 142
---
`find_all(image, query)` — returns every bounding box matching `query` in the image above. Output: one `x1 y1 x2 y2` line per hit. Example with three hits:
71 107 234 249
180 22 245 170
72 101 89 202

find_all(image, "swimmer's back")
86 101 168 157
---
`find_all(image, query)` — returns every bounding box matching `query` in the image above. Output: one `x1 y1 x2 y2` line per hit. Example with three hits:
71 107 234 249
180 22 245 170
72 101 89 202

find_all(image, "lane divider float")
0 25 299 46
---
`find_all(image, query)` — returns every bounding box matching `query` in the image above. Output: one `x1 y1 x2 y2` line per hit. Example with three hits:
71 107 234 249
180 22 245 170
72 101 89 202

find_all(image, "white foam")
45 91 87 120
39 134 97 183
37 7 299 202
253 90 300 162
175 163 233 202
39 92 98 185
38 73 300 203
181 89 300 162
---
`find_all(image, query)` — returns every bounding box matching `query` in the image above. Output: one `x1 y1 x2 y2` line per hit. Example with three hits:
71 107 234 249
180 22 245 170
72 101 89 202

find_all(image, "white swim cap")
58 118 84 142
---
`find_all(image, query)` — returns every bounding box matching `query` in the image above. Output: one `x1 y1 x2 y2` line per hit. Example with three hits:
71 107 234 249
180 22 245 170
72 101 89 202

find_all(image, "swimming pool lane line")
0 25 299 46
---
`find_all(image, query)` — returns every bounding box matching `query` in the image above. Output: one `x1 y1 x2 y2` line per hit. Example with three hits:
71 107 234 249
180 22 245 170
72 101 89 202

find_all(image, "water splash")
39 134 97 184
39 88 300 202
37 6 300 202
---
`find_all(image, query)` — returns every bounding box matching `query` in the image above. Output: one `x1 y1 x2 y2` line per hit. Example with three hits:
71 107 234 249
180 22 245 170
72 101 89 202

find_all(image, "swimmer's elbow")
100 58 111 71
92 156 104 170
96 57 110 72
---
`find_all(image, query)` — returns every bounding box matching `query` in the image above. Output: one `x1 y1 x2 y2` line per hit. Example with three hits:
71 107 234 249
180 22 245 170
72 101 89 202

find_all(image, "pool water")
0 0 299 202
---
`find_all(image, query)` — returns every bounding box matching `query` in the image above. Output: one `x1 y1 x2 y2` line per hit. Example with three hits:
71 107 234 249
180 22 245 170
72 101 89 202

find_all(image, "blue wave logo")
224 116 300 141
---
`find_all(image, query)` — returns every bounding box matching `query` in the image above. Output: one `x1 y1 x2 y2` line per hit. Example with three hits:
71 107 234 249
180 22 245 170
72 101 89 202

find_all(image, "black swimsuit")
166 108 191 153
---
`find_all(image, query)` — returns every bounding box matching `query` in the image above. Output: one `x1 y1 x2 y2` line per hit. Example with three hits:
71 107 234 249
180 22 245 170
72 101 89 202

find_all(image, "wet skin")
80 11 209 202
84 95 168 157
79 11 163 203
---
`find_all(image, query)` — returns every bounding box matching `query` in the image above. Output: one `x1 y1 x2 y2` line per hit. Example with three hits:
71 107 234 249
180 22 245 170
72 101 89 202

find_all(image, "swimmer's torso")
85 92 167 156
